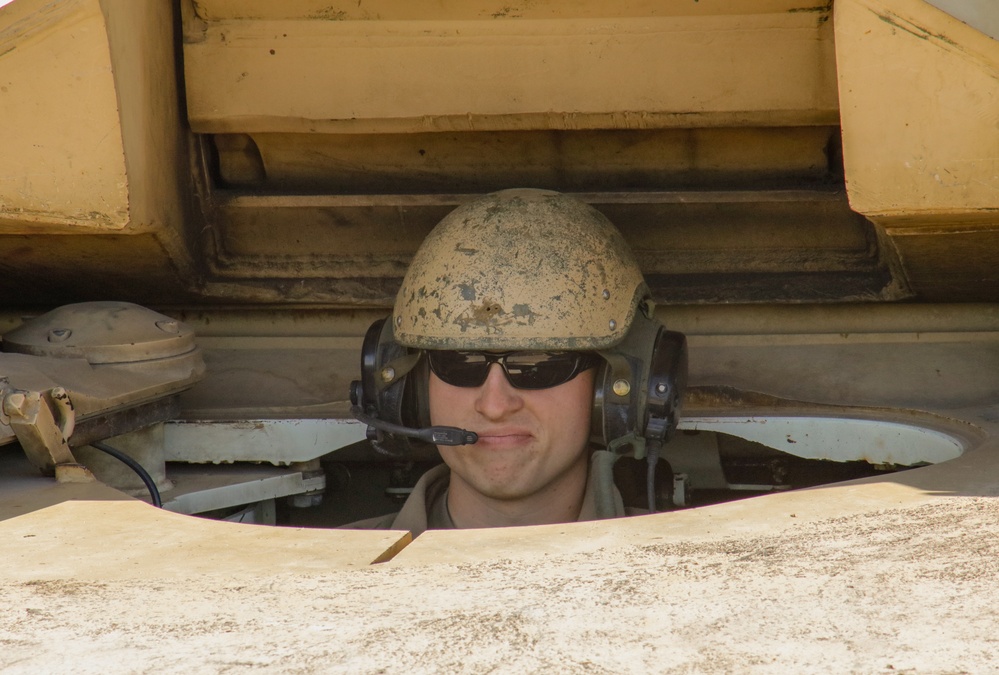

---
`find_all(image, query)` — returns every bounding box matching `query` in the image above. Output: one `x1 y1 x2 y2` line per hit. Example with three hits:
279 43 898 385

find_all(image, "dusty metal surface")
2 447 998 672
835 0 999 302
182 0 837 134
2 0 996 306
163 418 365 463
0 0 197 306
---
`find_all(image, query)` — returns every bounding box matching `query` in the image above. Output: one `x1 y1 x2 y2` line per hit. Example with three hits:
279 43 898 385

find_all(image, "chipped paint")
787 1 832 26
457 283 477 301
874 9 959 47
512 304 536 323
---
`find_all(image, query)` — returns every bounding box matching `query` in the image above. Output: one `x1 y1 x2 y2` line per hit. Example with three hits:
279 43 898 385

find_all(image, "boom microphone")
351 406 478 446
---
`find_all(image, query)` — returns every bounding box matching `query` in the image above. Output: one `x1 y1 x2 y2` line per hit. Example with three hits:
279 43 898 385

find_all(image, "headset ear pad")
356 318 399 423
591 317 688 454
403 356 431 430
354 318 432 453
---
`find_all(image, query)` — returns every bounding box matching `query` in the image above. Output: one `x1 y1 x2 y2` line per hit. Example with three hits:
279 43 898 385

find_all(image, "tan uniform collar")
388 451 627 536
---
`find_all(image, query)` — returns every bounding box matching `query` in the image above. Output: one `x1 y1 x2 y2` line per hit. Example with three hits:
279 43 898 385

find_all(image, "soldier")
349 189 687 535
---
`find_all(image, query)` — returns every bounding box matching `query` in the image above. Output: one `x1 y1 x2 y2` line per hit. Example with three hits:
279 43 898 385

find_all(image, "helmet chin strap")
590 450 623 519
603 434 662 513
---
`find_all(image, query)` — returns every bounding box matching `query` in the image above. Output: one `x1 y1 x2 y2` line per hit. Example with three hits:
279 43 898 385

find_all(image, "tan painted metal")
183 0 838 134
835 0 999 301
837 0 999 218
2 0 995 306
0 0 196 304
190 0 832 21
3 302 197 363
0 0 128 232
0 472 410 574
3 387 77 473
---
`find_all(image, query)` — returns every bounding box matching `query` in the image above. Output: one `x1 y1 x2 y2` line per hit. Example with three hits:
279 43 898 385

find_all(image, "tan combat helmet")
393 188 649 351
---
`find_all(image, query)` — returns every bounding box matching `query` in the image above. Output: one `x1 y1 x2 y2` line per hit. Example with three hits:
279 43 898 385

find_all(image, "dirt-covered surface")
2 496 997 674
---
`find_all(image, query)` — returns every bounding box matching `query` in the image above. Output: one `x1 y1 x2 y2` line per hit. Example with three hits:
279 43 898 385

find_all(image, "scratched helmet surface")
393 188 648 351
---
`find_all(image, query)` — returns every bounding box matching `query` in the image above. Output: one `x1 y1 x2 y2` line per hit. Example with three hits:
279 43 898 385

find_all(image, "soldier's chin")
457 472 537 502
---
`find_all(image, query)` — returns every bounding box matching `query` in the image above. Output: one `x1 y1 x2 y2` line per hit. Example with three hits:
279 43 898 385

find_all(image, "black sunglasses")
427 350 602 390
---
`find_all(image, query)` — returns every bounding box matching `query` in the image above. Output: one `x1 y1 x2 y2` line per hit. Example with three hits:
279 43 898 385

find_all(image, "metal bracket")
3 385 81 477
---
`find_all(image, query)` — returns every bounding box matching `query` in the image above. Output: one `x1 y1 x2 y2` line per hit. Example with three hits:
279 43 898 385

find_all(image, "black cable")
646 439 662 514
90 441 163 508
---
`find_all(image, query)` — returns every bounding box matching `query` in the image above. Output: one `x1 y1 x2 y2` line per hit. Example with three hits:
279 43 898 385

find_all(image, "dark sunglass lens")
428 351 490 387
503 352 580 389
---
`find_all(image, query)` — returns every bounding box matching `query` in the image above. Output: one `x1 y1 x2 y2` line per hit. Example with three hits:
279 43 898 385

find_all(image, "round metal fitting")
380 366 396 383
612 379 631 397
48 328 72 343
602 289 610 300
3 392 26 416
1 301 196 364
656 382 668 395
609 319 617 331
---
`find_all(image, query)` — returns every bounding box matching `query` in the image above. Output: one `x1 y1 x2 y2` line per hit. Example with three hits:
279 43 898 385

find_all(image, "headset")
349 299 687 468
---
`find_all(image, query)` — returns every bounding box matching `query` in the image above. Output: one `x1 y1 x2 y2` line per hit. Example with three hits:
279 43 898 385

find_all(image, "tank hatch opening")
273 412 967 529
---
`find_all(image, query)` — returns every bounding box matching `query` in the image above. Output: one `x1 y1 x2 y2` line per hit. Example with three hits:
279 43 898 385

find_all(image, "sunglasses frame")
427 349 602 390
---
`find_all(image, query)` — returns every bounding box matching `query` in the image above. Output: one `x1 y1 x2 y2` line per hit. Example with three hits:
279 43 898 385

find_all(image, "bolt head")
47 328 71 342
612 379 631 397
3 392 26 416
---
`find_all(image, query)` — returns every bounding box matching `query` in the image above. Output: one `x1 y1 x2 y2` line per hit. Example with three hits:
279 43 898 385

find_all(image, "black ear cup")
644 329 688 443
352 318 401 422
592 310 688 458
350 318 430 455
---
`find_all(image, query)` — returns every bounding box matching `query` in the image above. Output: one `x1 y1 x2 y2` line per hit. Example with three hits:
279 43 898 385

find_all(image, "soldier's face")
429 361 594 504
